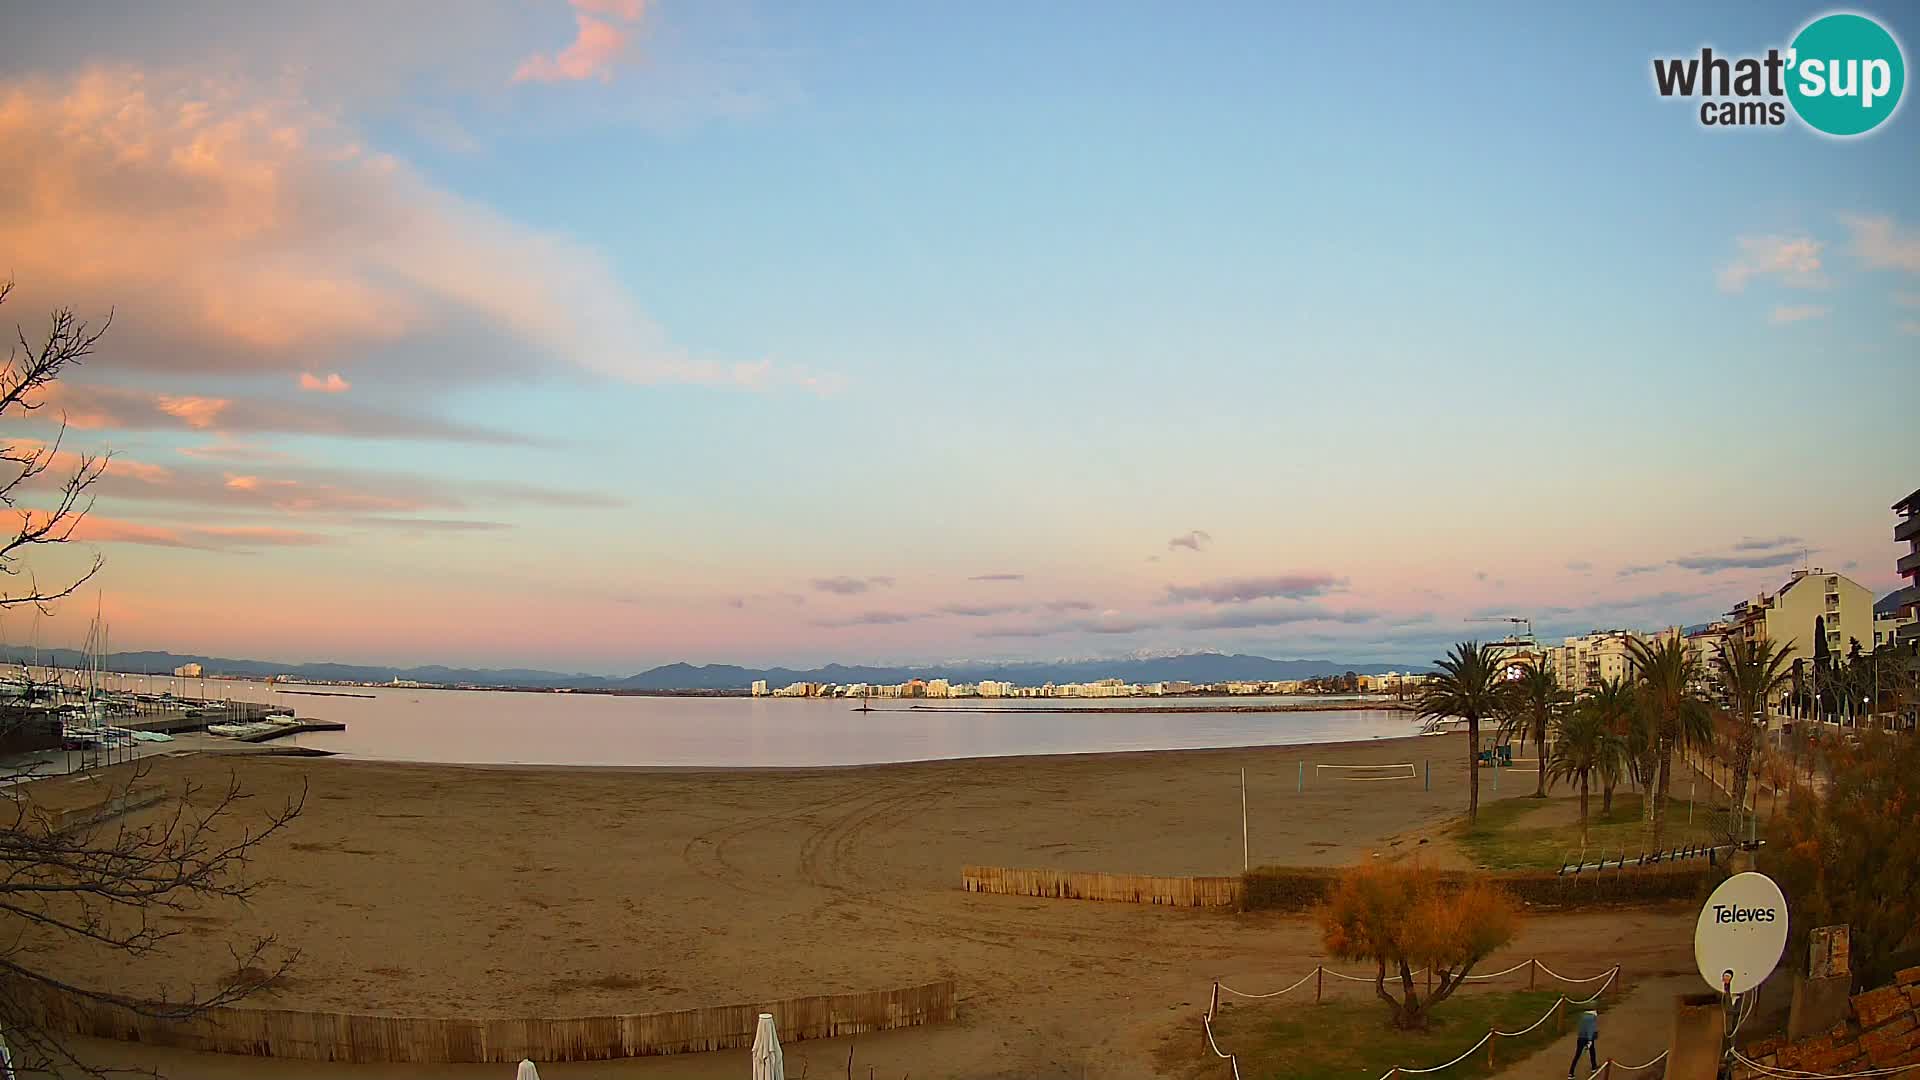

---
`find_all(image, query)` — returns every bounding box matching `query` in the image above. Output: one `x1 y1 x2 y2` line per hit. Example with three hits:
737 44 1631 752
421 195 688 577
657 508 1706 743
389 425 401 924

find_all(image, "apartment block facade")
1896 488 1920 645
1730 568 1876 664
1547 630 1641 693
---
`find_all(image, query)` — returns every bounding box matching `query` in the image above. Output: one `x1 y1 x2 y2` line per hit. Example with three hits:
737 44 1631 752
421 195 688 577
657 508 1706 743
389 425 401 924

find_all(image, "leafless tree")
1 279 111 615
1 759 305 1076
0 280 305 1076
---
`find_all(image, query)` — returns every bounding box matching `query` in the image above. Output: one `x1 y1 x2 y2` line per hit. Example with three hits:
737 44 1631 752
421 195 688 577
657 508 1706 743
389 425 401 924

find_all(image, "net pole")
1240 767 1249 872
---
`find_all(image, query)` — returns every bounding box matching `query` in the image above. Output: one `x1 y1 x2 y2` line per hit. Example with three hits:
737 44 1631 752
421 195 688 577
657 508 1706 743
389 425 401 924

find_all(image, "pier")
126 701 291 734
236 719 346 743
121 701 344 743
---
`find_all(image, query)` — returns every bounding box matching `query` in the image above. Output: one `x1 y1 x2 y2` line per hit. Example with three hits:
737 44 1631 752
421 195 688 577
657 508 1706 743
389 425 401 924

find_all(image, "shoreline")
300 729 1456 776
900 698 1401 714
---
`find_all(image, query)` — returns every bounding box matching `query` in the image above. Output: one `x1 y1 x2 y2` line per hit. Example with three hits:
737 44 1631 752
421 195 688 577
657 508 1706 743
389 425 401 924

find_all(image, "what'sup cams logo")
1653 11 1905 136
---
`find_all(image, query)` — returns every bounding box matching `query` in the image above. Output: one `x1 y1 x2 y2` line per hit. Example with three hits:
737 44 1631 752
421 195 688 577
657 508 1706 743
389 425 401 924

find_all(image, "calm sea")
92 675 1422 768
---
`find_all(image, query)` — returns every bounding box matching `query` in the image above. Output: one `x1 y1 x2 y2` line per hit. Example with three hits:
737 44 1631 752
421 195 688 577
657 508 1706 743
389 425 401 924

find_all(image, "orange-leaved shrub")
1319 861 1520 1030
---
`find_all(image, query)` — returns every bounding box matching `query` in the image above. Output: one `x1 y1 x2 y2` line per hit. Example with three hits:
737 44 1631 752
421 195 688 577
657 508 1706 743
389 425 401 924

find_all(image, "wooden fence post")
1316 965 1323 1004
1204 981 1218 1048
1529 958 1537 991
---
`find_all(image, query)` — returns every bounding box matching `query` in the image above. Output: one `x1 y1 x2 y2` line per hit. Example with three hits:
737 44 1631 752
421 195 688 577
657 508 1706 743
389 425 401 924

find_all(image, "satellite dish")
1694 871 1788 995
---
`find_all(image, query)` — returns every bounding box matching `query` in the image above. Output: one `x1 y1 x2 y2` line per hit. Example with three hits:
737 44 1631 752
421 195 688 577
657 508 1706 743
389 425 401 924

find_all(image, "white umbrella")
515 1060 540 1080
751 1012 785 1080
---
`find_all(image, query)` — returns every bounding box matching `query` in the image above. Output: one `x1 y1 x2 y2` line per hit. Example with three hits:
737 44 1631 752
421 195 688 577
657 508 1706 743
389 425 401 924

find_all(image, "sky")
1 1 1916 674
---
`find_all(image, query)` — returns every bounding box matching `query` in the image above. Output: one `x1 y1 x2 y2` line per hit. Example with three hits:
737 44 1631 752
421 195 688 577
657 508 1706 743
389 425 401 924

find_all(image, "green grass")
1457 792 1724 870
1188 990 1597 1080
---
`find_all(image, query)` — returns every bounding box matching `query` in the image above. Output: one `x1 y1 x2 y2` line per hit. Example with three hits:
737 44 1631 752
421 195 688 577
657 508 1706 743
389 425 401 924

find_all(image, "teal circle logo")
1787 13 1905 136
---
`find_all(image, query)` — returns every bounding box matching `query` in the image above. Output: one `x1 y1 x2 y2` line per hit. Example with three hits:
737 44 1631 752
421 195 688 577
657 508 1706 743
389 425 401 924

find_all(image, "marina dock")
127 701 290 733
112 700 345 744
236 718 346 743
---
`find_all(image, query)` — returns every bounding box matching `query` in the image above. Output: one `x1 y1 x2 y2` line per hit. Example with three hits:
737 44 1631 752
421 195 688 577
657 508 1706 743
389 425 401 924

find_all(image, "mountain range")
0 647 1412 691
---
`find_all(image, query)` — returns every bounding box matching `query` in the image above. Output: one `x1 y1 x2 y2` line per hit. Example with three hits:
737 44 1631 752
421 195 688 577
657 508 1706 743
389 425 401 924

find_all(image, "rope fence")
1730 1050 1917 1079
1219 958 1615 1002
1203 960 1627 1079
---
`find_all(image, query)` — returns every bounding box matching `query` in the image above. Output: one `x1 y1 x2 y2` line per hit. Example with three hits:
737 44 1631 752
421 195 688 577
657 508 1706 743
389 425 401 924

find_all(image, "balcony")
1900 550 1920 577
1897 514 1920 544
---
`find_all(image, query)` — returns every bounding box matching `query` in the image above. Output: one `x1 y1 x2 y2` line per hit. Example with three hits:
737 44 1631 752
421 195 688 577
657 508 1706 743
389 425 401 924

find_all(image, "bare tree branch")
0 279 303 1075
0 280 114 612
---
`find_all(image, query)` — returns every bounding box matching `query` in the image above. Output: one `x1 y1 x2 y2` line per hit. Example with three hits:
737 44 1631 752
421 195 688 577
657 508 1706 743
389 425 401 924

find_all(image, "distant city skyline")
1 2 1915 671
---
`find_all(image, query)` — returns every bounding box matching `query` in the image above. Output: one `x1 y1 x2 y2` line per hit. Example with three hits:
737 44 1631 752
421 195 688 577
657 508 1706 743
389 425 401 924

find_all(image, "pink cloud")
108 457 173 483
154 395 231 428
298 372 352 394
177 441 302 464
97 461 445 515
1717 235 1825 292
69 517 192 548
0 68 830 393
38 383 529 445
7 438 171 485
3 445 452 517
194 525 332 547
70 515 331 550
513 9 633 85
1841 214 1920 272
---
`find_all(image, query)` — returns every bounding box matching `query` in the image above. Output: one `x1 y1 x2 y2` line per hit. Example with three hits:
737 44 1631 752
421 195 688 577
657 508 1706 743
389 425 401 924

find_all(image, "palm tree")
1710 637 1794 826
1582 676 1638 815
1626 635 1711 849
1415 641 1507 825
1498 664 1568 798
1548 704 1625 849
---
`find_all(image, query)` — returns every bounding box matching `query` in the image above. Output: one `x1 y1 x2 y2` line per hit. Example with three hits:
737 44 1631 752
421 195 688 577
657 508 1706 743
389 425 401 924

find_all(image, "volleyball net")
1313 762 1418 782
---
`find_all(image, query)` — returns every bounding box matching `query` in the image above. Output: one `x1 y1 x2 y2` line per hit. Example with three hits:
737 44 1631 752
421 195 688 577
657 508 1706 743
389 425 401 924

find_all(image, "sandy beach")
27 736 1702 1078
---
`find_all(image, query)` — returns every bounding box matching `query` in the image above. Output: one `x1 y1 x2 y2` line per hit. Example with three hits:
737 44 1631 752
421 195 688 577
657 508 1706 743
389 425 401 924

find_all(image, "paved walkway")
1489 975 1691 1080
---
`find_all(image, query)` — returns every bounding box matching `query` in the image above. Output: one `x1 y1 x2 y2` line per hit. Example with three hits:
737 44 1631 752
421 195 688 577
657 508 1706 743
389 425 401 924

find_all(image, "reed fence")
962 864 1240 907
964 861 1710 912
5 977 955 1063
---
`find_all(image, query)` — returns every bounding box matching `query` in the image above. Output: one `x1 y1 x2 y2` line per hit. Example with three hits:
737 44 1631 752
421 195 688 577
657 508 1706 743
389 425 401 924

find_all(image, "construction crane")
1470 615 1535 642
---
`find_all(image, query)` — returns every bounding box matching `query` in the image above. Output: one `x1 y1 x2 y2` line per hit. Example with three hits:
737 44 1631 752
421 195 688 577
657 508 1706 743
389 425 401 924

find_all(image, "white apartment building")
751 679 768 697
1548 630 1642 693
1731 568 1876 663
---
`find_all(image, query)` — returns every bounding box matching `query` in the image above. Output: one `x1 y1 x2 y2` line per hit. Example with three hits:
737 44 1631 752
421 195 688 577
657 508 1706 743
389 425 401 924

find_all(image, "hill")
0 647 1412 692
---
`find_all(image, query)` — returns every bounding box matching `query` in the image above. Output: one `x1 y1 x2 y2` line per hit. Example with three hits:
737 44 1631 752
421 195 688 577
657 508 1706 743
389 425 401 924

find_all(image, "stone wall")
1738 966 1920 1077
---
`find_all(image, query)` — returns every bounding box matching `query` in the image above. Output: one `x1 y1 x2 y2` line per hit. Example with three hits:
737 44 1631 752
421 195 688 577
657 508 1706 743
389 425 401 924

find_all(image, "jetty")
121 701 345 743
236 719 346 743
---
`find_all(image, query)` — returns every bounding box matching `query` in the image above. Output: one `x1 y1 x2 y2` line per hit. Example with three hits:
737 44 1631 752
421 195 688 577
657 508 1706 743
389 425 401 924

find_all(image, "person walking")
1567 1009 1599 1079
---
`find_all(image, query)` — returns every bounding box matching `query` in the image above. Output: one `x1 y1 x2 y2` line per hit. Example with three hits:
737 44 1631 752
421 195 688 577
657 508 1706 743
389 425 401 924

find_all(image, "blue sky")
0 2 1914 672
